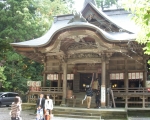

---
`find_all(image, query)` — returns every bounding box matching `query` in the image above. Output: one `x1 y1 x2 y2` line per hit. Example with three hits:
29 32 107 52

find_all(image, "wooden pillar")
50 81 52 87
142 96 146 108
124 59 128 88
101 55 106 107
142 57 147 108
43 74 47 87
106 63 110 88
124 58 128 108
43 62 46 87
96 72 99 86
106 63 110 107
58 73 61 87
61 62 67 106
143 59 147 87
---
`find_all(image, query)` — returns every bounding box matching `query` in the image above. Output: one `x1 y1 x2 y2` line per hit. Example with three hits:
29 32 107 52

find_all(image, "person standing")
95 90 101 108
10 97 22 120
37 93 45 110
44 94 53 120
16 96 22 105
92 78 99 92
36 105 44 120
16 96 22 117
36 93 45 120
86 86 93 109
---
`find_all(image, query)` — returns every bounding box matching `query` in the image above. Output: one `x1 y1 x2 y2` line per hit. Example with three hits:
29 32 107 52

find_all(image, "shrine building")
10 0 149 108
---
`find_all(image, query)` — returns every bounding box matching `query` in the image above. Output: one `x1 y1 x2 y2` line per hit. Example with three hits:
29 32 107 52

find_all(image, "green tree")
0 0 73 43
0 0 74 92
0 66 6 90
95 0 118 10
122 0 150 56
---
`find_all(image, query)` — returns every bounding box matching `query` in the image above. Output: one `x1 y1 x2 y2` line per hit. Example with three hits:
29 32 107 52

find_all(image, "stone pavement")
0 106 93 120
1 106 150 120
128 118 150 120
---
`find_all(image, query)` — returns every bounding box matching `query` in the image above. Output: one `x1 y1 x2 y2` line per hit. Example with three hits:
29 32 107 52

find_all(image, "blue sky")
74 0 84 12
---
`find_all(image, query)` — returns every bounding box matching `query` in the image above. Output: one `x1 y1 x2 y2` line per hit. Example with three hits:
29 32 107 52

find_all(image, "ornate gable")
82 3 132 33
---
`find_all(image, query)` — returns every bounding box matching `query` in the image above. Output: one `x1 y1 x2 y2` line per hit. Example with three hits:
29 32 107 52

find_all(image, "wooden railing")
27 87 63 104
40 87 63 93
112 87 150 108
26 87 150 108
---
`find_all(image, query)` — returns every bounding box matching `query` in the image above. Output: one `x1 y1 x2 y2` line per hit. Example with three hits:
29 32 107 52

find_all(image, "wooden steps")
67 92 97 108
53 106 127 120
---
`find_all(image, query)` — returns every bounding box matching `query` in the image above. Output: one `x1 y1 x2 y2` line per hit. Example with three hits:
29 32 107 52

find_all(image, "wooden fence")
26 87 150 108
112 87 150 108
27 87 63 105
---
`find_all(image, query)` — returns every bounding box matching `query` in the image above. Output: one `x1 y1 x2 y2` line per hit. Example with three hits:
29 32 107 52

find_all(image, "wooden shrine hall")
10 0 150 108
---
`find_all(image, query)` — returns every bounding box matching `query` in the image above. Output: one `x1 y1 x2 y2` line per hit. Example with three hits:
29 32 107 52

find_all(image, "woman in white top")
44 94 53 120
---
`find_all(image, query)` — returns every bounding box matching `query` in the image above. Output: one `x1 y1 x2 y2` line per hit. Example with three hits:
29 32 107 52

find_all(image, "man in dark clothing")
37 93 45 109
36 93 45 120
95 90 100 108
86 86 93 109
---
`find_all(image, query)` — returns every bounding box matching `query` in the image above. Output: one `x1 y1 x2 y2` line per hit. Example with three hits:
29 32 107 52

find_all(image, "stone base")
22 103 36 110
60 98 67 107
101 102 106 108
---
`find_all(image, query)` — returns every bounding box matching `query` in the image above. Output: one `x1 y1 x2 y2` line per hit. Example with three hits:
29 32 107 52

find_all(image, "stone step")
53 110 101 116
53 107 127 119
128 110 150 117
54 112 126 119
66 98 97 108
54 114 101 119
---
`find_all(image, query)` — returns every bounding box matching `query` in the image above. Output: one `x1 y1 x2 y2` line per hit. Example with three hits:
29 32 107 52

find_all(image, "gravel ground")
0 106 98 120
0 106 150 120
128 117 150 120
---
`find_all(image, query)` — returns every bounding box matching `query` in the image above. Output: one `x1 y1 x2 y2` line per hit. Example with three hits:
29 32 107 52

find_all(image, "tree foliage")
0 0 74 92
95 0 118 10
122 0 150 56
0 66 6 89
0 0 73 42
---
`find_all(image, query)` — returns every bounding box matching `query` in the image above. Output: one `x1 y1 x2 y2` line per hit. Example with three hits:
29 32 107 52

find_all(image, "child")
36 106 44 120
45 109 51 120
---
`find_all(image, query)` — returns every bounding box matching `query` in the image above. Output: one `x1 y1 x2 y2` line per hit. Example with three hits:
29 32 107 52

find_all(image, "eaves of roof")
10 20 136 48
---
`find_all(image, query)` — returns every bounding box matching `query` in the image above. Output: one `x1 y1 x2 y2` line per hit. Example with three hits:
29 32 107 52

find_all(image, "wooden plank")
110 89 116 108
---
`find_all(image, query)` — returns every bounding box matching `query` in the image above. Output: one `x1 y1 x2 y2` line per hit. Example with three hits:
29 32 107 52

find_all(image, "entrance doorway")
110 80 124 88
129 79 142 88
79 73 101 91
80 73 92 91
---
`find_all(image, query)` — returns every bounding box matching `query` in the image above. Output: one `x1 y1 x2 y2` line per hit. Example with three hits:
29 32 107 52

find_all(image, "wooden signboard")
101 85 106 103
27 81 41 91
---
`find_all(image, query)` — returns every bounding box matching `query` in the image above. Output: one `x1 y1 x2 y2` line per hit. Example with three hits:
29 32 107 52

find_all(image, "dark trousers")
96 99 100 107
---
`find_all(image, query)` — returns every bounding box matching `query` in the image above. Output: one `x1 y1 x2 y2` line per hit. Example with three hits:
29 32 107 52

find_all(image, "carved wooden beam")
68 58 102 64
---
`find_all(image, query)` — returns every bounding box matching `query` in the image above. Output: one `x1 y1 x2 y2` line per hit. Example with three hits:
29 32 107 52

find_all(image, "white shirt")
39 98 42 106
45 99 53 110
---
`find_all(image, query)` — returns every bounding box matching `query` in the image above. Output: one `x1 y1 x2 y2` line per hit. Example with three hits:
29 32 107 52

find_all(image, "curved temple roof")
10 2 137 48
10 16 136 47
